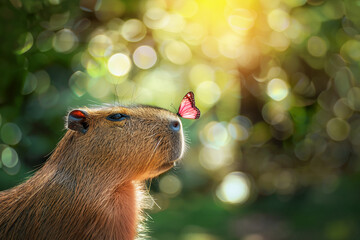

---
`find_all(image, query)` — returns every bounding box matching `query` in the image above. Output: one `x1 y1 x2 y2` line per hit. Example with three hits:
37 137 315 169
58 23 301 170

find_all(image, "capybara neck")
0 105 184 240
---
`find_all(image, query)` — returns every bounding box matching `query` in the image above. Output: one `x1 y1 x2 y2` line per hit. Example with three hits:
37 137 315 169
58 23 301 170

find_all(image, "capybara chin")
0 105 185 240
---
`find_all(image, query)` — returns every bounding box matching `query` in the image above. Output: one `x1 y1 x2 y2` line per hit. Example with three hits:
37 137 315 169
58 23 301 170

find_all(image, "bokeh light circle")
267 78 289 101
143 8 169 29
227 8 257 32
133 45 157 69
307 36 327 57
228 116 252 141
53 29 78 53
1 146 19 168
159 174 182 197
267 9 290 32
326 118 350 141
216 172 251 204
121 19 147 42
200 121 230 148
1 123 22 145
196 81 221 107
164 40 192 65
108 53 131 76
199 147 234 171
88 34 113 57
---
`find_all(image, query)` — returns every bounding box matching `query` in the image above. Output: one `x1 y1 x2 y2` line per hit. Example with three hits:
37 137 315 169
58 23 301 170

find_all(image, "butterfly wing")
177 91 201 119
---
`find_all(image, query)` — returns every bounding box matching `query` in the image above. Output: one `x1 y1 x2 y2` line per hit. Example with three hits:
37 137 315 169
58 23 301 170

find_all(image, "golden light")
182 22 205 45
107 53 131 76
133 45 157 69
52 29 78 53
140 69 175 91
283 0 307 7
143 7 169 29
200 121 230 148
228 116 252 141
199 146 234 171
189 64 215 86
267 9 290 32
218 33 242 59
284 18 304 41
227 8 257 33
175 0 198 18
162 13 185 33
196 81 221 107
87 78 111 99
268 32 290 51
267 78 289 101
201 37 220 59
216 172 251 205
88 34 113 58
307 36 327 57
164 40 192 65
121 19 147 42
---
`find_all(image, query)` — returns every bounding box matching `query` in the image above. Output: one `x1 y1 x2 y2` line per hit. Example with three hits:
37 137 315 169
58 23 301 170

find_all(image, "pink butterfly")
177 91 200 119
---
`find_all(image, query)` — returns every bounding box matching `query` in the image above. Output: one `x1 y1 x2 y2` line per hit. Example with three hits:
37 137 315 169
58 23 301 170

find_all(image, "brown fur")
0 105 184 240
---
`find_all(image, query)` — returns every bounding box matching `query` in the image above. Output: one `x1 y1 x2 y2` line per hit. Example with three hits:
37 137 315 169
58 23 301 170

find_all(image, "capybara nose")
169 120 181 132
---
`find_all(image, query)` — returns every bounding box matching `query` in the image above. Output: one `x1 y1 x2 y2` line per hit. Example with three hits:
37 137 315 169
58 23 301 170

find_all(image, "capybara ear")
67 110 89 134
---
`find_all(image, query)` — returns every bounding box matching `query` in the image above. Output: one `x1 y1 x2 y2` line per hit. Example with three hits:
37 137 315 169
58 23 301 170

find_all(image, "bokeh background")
1 0 360 239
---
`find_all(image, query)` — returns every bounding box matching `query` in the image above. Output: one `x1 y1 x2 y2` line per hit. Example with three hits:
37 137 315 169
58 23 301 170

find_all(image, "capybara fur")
0 105 185 240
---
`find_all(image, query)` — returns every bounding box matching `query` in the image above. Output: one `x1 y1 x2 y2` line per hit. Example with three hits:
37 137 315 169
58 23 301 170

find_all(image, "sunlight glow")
227 8 257 33
88 34 113 58
108 53 131 76
217 172 251 204
267 78 289 101
164 40 192 65
121 19 147 42
199 146 234 171
267 9 290 32
196 81 221 107
133 45 157 69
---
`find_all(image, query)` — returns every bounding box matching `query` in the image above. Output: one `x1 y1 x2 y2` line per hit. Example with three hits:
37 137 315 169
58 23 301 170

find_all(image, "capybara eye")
106 113 128 121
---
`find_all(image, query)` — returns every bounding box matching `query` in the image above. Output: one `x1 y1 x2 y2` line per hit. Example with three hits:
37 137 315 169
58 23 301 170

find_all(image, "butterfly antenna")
170 103 177 112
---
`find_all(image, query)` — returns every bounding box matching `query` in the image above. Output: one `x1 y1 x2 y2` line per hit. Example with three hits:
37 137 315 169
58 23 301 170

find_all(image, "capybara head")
65 105 185 181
